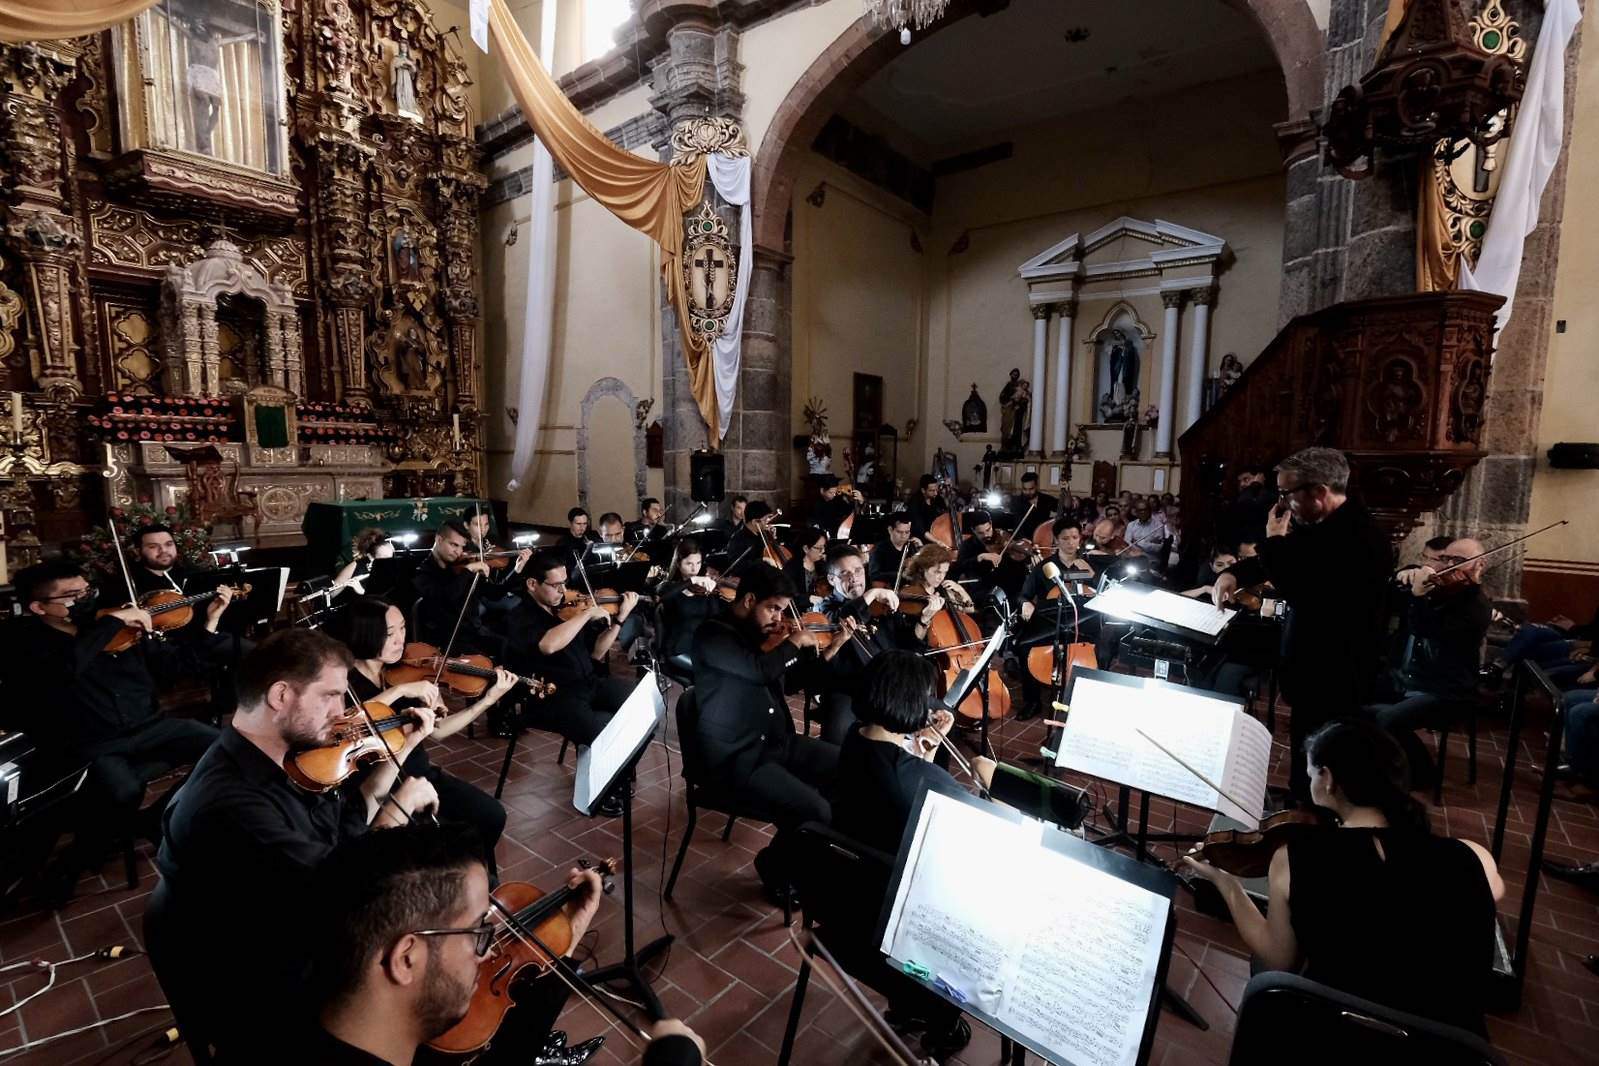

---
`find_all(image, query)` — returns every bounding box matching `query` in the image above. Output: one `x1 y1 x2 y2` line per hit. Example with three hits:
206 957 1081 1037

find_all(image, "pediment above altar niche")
1017 217 1229 284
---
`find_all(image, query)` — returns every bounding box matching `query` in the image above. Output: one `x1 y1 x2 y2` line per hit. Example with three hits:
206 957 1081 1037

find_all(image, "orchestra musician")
412 519 512 655
1011 470 1056 526
332 527 395 594
624 497 668 545
501 553 635 808
827 650 992 1061
866 512 921 585
1015 517 1099 717
812 474 859 539
1365 538 1493 785
128 523 196 595
1183 718 1502 1037
1018 516 1094 625
708 494 747 536
953 508 1005 595
903 544 977 615
691 566 839 904
4 560 230 903
817 547 924 744
1212 447 1393 803
904 474 948 545
656 537 722 666
722 499 779 577
466 510 534 585
154 629 442 1061
335 596 517 874
308 824 614 1066
782 525 829 606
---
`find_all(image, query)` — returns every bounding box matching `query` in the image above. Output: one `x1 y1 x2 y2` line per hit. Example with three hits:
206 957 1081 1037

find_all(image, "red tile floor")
4 678 1598 1065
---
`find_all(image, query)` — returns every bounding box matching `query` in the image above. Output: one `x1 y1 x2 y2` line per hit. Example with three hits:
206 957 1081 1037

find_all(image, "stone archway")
749 0 1326 251
577 376 649 511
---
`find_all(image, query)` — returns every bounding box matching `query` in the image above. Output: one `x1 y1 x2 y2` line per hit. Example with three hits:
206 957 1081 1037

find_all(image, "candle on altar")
452 412 462 450
9 392 21 439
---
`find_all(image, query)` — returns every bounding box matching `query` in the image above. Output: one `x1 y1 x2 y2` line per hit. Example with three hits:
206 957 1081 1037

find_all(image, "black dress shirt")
657 581 720 660
296 1028 393 1065
722 527 769 577
830 728 957 856
818 593 913 680
503 599 598 692
2 615 222 757
1009 492 1056 529
156 725 369 1052
692 616 810 781
905 496 947 543
867 540 912 586
813 495 855 538
1400 584 1492 697
412 556 508 653
642 1034 704 1066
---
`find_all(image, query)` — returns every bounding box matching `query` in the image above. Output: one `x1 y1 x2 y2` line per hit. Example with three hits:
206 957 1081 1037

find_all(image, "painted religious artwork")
961 383 988 434
141 0 286 173
392 227 422 283
998 368 1031 458
1094 323 1143 423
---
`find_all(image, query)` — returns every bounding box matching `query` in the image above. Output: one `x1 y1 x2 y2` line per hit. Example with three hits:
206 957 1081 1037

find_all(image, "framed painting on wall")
853 373 884 434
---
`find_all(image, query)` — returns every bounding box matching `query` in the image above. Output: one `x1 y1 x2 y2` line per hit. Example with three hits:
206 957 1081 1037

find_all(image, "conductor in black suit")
692 565 839 900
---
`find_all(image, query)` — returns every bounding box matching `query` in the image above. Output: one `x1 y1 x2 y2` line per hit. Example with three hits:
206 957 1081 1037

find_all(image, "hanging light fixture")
864 0 951 45
1321 0 1524 179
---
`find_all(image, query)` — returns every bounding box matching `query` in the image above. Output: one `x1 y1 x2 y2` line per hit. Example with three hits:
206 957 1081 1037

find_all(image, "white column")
1182 287 1214 436
1155 291 1184 457
1050 298 1075 454
1029 304 1050 456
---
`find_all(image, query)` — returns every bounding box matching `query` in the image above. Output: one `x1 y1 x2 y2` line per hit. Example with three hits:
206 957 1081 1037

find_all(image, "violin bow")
98 458 144 617
1133 728 1254 821
999 499 1037 561
1428 519 1568 579
786 927 934 1066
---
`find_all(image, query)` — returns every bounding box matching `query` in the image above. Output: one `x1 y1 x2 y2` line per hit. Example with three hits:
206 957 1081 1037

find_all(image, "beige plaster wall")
1524 24 1599 612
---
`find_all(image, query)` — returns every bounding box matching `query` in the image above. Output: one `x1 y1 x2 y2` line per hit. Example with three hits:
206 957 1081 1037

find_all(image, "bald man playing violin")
1363 537 1493 785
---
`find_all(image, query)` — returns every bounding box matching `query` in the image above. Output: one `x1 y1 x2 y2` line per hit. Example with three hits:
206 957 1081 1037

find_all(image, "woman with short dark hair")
1183 718 1502 1035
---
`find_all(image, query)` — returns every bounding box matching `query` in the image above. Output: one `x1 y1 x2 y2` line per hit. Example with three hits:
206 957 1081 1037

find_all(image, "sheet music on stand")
878 787 1174 1066
1085 582 1236 644
573 672 664 815
1054 669 1271 829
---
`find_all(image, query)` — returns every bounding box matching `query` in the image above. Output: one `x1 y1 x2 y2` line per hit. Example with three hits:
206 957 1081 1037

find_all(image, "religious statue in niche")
1218 352 1244 394
1450 358 1487 444
961 384 987 434
998 368 1031 458
1095 326 1142 423
932 447 958 486
176 11 257 156
393 42 421 120
392 228 422 283
1367 357 1426 443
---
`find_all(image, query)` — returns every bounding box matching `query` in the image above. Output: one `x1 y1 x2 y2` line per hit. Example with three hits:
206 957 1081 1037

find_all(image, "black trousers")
403 746 507 878
66 717 218 870
1284 668 1367 801
527 676 632 746
734 735 839 891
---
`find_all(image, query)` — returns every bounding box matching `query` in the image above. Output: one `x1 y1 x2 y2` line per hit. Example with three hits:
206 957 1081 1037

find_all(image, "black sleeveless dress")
1286 827 1496 1035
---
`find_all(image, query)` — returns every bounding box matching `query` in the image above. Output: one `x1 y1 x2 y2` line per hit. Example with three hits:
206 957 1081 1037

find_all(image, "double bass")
926 480 962 550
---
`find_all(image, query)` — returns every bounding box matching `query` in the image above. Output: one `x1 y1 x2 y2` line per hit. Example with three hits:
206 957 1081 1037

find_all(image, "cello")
926 479 961 550
924 592 1011 722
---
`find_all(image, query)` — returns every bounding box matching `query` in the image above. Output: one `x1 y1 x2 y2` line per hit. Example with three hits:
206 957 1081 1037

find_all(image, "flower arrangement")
1140 404 1160 430
71 500 214 581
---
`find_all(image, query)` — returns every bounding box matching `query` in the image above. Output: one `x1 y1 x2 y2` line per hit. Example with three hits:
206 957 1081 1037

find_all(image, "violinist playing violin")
467 510 534 585
905 474 948 546
656 537 722 667
866 512 921 585
413 519 514 656
308 824 616 1066
817 547 920 745
155 630 443 1062
1211 448 1392 803
721 499 780 578
1009 470 1056 526
827 651 993 1062
335 596 518 876
692 566 840 906
1363 537 1493 786
782 525 830 607
953 508 1011 599
4 560 230 904
624 496 669 546
1182 719 1502 1037
812 474 859 539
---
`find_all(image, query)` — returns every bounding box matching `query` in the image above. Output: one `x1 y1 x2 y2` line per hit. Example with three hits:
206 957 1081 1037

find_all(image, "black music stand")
938 623 1008 756
576 674 671 1019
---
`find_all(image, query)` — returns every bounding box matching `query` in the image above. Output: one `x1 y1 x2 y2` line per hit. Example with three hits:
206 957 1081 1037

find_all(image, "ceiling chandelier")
864 0 951 45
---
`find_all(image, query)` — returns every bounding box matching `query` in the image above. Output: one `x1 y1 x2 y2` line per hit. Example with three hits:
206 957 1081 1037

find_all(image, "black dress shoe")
1544 859 1599 890
533 1034 603 1066
1584 955 1599 978
921 1016 972 1061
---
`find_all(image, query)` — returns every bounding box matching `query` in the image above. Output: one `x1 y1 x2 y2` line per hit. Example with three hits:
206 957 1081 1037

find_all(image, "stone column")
263 307 287 389
1155 291 1184 457
726 247 789 501
196 302 221 397
1029 304 1050 456
1050 299 1075 454
1181 288 1213 437
280 310 305 396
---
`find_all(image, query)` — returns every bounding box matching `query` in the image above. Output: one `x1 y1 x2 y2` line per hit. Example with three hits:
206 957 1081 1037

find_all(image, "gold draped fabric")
0 0 158 42
487 0 721 433
1417 154 1454 291
1375 0 1411 55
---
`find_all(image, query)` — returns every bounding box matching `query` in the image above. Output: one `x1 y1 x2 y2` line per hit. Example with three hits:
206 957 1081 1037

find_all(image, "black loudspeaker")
1548 443 1599 469
690 450 725 502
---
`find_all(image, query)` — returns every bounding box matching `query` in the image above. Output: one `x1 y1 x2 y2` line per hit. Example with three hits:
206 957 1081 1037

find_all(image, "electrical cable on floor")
91 1021 182 1066
0 945 144 1022
0 1006 172 1060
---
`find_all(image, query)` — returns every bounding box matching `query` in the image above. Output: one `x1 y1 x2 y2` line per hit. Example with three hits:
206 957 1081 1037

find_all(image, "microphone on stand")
1041 561 1073 596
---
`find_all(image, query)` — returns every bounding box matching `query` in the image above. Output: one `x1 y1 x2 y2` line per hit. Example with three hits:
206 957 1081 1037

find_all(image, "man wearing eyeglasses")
1211 447 1392 803
308 824 703 1066
1365 538 1493 785
3 559 230 902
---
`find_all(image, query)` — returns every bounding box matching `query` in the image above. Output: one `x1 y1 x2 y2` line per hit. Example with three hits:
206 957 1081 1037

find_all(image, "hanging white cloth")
1457 0 1582 339
706 152 751 442
505 2 558 492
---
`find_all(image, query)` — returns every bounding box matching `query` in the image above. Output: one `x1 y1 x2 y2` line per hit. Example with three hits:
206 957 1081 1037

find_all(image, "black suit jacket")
692 616 811 782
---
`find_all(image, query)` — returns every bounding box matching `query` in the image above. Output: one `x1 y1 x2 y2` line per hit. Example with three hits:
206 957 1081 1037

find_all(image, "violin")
99 584 251 654
557 587 653 621
429 859 619 1054
383 641 554 700
453 548 526 572
682 574 741 601
286 700 422 792
761 611 869 652
1190 809 1324 878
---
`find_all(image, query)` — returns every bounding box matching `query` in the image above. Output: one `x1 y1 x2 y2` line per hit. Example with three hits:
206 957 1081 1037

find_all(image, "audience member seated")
1183 718 1503 1037
4 560 228 902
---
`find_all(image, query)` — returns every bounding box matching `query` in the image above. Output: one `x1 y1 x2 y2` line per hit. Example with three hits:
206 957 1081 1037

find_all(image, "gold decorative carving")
671 116 749 159
88 202 205 270
102 301 163 395
0 255 23 371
